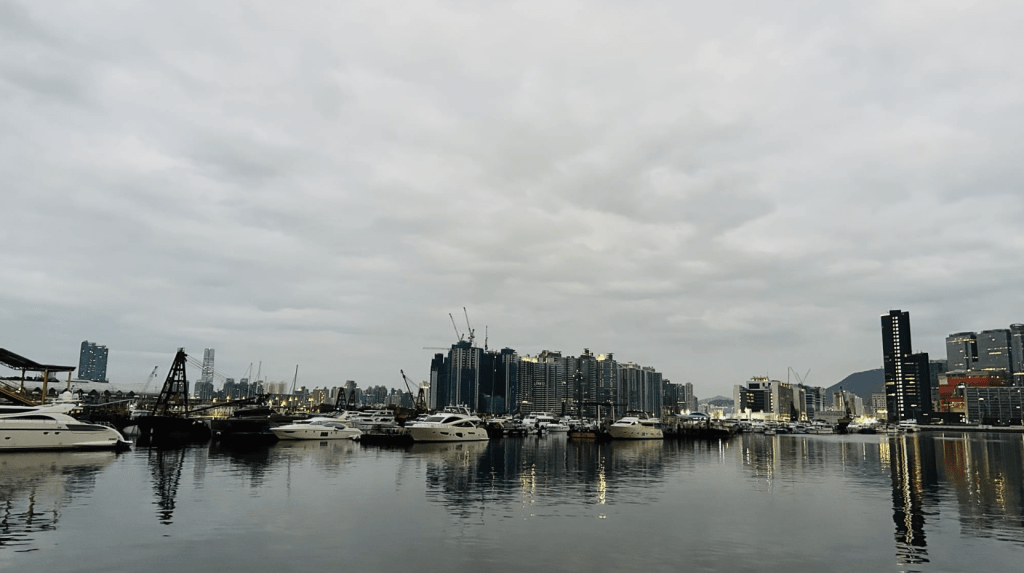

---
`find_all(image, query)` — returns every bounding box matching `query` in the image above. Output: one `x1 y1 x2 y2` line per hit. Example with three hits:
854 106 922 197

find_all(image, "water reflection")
730 432 1024 567
270 439 360 471
0 452 116 550
207 442 272 490
148 448 186 525
408 436 672 518
888 435 938 566
934 433 1024 544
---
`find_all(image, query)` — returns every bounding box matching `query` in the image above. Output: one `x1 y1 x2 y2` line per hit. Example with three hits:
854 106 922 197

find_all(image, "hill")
824 368 884 398
699 395 733 407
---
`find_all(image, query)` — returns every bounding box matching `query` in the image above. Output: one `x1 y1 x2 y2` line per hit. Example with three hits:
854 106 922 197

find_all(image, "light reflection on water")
1 432 1022 573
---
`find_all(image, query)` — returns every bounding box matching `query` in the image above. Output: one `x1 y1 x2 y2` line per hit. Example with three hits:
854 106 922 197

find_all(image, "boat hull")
271 426 361 440
1 421 128 451
136 416 211 446
407 426 489 442
606 426 664 440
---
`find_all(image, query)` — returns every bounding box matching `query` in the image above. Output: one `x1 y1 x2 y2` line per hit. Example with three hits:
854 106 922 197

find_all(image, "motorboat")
522 412 561 433
271 418 362 440
352 410 398 431
0 402 130 451
606 416 664 440
406 409 489 442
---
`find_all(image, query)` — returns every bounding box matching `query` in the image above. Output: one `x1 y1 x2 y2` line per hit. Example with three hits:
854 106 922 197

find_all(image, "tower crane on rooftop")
463 307 475 347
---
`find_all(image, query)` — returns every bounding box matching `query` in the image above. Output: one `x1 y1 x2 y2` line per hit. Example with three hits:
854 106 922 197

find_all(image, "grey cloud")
3 1 1024 396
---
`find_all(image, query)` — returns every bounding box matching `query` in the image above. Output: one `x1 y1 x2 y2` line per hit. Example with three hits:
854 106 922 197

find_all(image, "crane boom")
141 366 160 394
449 313 463 342
463 307 475 347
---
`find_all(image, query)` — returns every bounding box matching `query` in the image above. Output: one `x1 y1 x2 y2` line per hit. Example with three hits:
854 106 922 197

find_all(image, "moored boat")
407 408 489 443
271 418 361 440
1 402 130 451
606 416 664 440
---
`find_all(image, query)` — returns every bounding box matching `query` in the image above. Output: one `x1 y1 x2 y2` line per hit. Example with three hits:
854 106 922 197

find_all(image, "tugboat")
136 349 211 446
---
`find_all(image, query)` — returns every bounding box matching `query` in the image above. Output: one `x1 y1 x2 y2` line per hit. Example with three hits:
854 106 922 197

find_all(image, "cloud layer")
3 1 1023 396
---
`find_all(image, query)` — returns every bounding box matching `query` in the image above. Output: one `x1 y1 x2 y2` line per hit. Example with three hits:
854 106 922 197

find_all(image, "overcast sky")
2 1 1022 398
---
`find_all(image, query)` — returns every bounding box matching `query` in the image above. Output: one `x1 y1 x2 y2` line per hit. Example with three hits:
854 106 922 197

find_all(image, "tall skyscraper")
201 348 215 386
881 310 932 422
78 340 109 382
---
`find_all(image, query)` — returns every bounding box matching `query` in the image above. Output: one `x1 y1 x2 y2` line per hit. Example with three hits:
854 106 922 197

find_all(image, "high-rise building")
733 377 799 421
222 378 236 400
976 329 1012 373
200 348 215 386
945 332 977 371
78 340 109 382
194 380 214 401
663 380 697 415
881 310 932 422
801 385 826 419
1011 324 1024 386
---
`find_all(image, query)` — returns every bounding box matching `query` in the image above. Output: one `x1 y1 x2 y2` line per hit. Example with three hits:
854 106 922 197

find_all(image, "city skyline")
3 2 1024 398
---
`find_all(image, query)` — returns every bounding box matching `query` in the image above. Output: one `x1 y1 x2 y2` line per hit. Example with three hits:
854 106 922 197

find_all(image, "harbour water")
2 432 1022 573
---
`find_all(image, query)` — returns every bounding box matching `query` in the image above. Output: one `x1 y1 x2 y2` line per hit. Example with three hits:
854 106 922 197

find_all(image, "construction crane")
140 366 160 394
334 387 354 411
787 367 811 386
449 313 463 342
463 307 475 347
400 369 428 413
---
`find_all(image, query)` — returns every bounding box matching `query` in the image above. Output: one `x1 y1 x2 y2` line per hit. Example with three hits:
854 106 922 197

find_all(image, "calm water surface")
2 432 1022 573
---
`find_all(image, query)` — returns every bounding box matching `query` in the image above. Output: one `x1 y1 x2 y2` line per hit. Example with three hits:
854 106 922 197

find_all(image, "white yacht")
271 418 362 440
0 403 130 451
606 416 664 440
542 416 570 432
522 412 564 433
352 410 398 431
407 410 489 443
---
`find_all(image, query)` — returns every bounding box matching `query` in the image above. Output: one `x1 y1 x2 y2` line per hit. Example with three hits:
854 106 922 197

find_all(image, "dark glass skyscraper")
78 340 108 382
881 310 932 422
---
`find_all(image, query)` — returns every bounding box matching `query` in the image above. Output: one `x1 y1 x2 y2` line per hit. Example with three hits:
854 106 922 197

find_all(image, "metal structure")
0 347 77 406
448 313 463 342
400 369 428 413
140 366 160 394
152 348 191 416
463 307 475 347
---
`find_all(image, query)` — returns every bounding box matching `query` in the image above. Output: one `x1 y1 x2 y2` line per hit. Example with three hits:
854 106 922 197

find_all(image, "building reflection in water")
938 433 1024 544
735 431 1024 567
412 436 668 518
888 435 938 566
0 452 115 550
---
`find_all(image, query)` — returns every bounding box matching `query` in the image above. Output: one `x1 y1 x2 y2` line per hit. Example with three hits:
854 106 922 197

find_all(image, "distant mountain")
699 395 733 407
824 368 884 398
